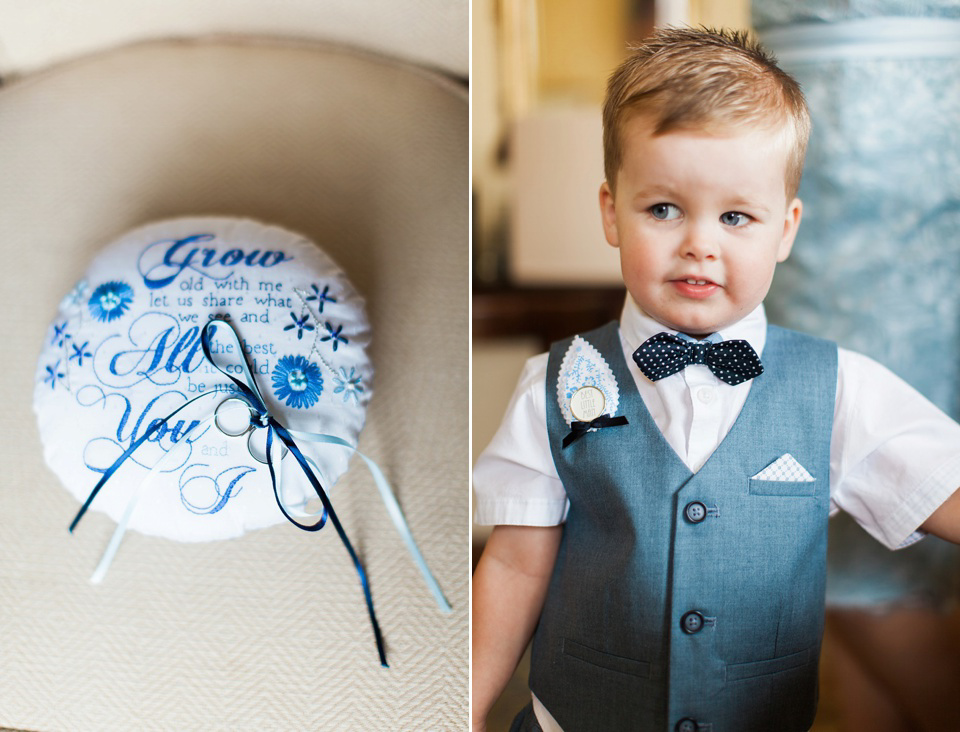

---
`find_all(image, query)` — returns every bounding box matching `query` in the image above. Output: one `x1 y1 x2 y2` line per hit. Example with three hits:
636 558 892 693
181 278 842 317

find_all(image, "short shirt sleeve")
831 348 960 549
473 353 569 526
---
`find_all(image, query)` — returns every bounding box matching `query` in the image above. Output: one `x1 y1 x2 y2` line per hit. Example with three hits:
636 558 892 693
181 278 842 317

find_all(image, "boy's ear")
777 197 803 262
599 181 620 248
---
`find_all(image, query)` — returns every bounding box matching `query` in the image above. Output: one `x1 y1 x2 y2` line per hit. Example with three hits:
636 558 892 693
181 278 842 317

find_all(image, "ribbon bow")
562 414 629 449
69 319 450 667
632 332 763 386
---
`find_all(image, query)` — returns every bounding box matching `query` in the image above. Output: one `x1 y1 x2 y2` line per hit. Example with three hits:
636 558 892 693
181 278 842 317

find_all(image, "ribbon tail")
87 408 217 583
562 427 587 449
90 480 144 584
561 416 629 450
270 427 388 667
288 429 451 612
354 451 452 613
70 391 216 534
69 429 156 534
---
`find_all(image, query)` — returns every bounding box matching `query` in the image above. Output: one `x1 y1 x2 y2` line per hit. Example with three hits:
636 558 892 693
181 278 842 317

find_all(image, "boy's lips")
670 276 720 299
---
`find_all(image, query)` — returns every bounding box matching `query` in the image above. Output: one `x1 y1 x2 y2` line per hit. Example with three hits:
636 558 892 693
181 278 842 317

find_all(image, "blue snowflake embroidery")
88 281 134 322
272 355 323 409
332 367 364 404
306 284 337 313
51 321 70 347
70 341 93 366
283 311 315 340
44 360 65 390
321 322 348 351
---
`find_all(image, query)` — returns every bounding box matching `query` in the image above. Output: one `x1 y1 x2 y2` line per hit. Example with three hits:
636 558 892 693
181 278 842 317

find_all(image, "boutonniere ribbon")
69 318 450 667
562 414 630 448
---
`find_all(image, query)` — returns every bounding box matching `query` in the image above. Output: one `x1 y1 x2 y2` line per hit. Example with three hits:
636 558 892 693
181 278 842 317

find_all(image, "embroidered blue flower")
321 322 348 351
44 360 65 390
284 311 315 340
51 321 70 347
306 283 337 313
332 367 364 404
272 355 323 409
88 280 134 322
70 341 93 366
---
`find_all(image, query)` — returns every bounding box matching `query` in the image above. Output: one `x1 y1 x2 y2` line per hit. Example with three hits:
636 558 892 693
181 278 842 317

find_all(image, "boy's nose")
679 226 720 260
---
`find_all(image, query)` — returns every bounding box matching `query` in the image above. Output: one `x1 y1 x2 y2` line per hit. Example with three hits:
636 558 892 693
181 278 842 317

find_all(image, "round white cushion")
35 217 375 541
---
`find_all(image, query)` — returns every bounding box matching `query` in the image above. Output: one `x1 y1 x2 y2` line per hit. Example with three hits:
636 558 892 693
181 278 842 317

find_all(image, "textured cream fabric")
0 0 468 78
0 39 467 730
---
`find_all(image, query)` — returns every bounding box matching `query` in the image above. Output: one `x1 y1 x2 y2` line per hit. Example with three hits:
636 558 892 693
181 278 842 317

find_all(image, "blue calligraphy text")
138 233 293 290
179 464 256 515
95 313 206 389
77 385 207 473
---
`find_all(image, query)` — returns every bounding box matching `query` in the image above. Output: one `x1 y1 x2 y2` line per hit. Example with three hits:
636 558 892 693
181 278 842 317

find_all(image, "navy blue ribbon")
69 396 206 533
70 319 391 667
562 414 629 448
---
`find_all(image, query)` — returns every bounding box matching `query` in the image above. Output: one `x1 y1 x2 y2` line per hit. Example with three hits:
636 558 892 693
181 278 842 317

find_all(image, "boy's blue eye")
720 211 750 227
650 203 681 221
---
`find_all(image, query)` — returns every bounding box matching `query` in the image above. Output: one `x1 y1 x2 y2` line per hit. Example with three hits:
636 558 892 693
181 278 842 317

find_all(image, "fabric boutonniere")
557 335 628 448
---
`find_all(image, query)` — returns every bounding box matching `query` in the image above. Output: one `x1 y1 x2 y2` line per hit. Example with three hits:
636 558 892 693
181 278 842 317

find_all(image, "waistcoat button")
684 501 707 523
675 718 698 732
680 610 705 634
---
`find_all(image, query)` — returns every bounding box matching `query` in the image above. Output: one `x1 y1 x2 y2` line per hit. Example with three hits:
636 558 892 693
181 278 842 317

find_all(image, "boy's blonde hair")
603 27 811 199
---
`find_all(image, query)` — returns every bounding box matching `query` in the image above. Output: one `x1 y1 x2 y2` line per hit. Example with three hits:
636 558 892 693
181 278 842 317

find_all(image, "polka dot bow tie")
632 332 764 386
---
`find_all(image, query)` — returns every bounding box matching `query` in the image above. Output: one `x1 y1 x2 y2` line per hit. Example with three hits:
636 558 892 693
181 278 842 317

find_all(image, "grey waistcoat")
531 322 837 732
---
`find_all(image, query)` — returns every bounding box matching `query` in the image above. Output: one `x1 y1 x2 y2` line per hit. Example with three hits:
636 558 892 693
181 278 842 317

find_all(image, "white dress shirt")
475 296 960 547
474 297 960 732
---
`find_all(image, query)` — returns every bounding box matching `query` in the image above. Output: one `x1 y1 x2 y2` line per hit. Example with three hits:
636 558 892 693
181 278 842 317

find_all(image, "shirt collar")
619 294 768 356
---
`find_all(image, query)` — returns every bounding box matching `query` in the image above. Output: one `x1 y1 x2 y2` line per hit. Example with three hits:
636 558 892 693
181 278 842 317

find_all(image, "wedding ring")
247 427 289 464
214 397 255 437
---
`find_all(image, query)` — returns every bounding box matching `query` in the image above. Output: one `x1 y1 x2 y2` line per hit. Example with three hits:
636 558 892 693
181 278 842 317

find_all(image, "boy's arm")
472 524 563 732
920 487 960 542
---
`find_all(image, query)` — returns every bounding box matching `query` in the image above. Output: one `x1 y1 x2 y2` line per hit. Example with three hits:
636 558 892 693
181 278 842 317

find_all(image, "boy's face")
599 116 802 337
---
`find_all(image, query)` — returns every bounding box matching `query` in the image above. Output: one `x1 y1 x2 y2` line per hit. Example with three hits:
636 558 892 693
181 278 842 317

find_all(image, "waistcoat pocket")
562 638 651 678
748 478 817 497
725 645 815 681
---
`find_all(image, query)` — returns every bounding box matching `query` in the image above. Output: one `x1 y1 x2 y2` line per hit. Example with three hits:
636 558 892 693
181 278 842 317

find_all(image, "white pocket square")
751 453 815 482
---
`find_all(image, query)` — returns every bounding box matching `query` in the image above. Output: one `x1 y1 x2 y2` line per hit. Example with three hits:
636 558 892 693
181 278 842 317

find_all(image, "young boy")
472 27 960 732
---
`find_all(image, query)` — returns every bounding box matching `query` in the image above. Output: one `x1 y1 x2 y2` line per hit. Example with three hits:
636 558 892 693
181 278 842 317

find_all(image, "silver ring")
214 397 255 437
247 428 289 465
